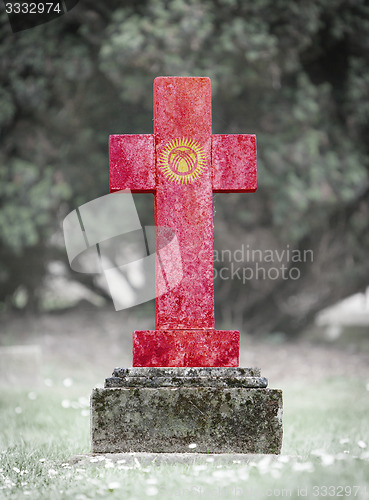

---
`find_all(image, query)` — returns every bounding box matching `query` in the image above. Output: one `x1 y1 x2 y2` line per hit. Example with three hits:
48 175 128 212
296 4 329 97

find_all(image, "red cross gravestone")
110 77 256 366
91 77 283 455
110 77 257 367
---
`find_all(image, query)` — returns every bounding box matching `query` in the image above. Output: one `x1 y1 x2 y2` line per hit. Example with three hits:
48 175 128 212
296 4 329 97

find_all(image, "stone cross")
110 77 256 367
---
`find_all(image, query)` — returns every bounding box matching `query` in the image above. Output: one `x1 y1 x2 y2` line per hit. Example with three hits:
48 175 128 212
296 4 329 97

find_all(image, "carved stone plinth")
91 368 283 454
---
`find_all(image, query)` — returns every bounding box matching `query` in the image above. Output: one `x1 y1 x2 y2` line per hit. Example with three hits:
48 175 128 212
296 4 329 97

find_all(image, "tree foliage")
0 0 369 333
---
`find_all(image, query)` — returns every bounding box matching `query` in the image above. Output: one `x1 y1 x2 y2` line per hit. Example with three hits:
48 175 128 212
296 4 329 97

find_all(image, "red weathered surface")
109 77 257 367
212 134 257 193
110 134 155 193
133 330 239 367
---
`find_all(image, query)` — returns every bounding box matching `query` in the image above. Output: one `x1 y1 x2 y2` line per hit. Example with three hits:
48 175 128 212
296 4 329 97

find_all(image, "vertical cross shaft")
154 77 214 330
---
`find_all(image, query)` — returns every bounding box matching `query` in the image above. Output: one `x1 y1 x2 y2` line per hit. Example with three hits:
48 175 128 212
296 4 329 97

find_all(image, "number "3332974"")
5 3 62 14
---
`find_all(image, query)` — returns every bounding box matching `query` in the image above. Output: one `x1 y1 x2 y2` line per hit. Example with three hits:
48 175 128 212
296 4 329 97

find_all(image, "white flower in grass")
212 469 228 479
104 462 114 469
4 477 14 487
321 454 335 467
292 462 314 472
78 396 89 407
108 482 121 491
193 464 207 472
90 458 99 463
339 438 349 445
146 486 159 496
272 461 283 470
238 468 249 481
206 457 214 463
39 459 46 463
15 407 22 414
61 400 70 409
117 465 130 470
256 455 272 474
13 467 20 474
63 378 73 387
81 410 89 417
116 459 126 464
358 440 367 449
24 491 31 496
271 468 281 479
336 453 349 460
188 443 197 449
48 469 58 477
311 449 325 457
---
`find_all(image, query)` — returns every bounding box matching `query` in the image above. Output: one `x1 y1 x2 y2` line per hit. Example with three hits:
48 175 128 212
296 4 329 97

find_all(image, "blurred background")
1 0 369 384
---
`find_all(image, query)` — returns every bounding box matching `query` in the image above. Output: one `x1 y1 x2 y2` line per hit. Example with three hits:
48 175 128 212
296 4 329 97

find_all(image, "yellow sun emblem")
158 137 206 185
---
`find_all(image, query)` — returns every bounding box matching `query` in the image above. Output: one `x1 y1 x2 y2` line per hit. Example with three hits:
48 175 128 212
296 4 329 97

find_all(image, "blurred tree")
0 0 368 334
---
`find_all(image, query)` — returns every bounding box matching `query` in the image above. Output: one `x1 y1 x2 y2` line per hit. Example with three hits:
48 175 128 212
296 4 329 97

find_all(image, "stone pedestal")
91 368 283 454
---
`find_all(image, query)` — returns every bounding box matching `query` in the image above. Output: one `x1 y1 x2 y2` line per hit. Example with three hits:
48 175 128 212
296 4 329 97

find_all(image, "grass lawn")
1 376 369 499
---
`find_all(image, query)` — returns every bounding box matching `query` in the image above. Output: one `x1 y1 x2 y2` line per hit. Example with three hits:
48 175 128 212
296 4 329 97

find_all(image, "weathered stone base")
91 368 283 454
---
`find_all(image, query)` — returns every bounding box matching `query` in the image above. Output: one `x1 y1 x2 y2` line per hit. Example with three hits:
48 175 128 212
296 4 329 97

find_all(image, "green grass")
1 378 369 499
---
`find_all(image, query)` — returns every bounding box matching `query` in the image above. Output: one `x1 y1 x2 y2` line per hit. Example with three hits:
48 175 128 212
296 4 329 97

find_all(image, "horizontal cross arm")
110 134 156 193
212 134 257 193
